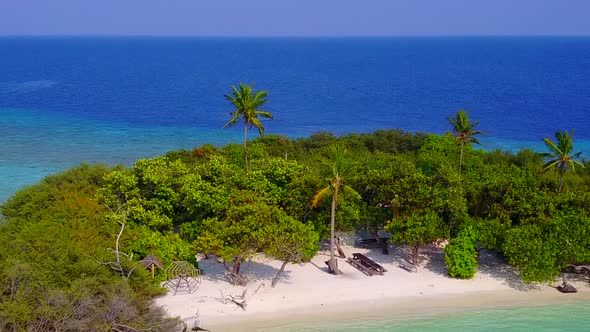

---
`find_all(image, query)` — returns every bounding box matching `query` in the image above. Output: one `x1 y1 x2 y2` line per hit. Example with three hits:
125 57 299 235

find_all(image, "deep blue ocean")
1 37 590 330
1 37 590 201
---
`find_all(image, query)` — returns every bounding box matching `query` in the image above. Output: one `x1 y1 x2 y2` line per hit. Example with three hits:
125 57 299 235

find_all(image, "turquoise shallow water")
2 37 590 201
1 107 240 200
264 302 590 331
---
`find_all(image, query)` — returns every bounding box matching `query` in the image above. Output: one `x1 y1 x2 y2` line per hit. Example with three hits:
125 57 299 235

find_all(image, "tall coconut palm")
311 145 360 275
224 83 273 171
540 130 584 192
448 110 483 171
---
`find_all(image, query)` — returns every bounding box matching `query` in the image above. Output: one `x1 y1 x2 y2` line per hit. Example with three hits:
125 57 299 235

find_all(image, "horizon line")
1 33 590 38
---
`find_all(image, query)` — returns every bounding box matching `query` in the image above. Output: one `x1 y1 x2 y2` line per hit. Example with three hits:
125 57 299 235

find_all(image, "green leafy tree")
388 210 447 266
353 153 417 238
384 154 459 266
194 192 271 285
99 157 200 266
263 216 319 287
311 145 360 275
0 165 180 331
444 225 479 279
503 202 590 283
540 130 584 192
448 110 483 171
223 83 273 171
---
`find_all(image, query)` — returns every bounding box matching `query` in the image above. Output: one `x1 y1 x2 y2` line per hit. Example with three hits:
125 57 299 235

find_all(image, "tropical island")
1 84 589 331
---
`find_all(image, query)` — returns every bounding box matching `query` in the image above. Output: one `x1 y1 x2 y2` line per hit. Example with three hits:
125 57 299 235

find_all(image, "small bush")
444 225 478 279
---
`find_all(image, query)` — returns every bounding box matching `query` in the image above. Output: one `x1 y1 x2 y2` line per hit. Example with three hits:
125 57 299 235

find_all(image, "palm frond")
223 115 240 128
311 186 332 208
542 137 562 157
556 130 573 154
256 111 273 119
567 159 585 173
468 137 482 145
540 159 560 174
342 185 361 200
250 117 264 136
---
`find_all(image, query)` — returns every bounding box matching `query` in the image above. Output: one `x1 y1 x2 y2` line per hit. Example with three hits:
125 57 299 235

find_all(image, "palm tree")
448 110 483 171
540 130 584 192
224 83 273 171
311 145 359 275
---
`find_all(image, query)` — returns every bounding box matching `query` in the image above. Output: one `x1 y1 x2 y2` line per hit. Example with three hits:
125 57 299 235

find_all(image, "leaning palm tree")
311 145 360 275
540 130 584 192
224 83 273 171
448 110 483 171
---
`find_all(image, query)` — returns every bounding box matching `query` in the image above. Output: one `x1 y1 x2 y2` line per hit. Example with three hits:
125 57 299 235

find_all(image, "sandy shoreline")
155 245 590 331
209 290 590 331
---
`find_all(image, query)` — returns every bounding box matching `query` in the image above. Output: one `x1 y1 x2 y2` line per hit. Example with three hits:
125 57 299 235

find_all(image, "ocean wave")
0 80 58 94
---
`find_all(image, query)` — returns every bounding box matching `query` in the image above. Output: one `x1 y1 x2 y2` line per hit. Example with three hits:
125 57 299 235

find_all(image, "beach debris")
398 259 417 273
99 206 138 279
557 282 577 293
335 236 346 258
192 327 211 332
218 289 248 311
565 264 590 276
163 261 201 295
140 253 164 278
253 282 265 296
188 311 211 332
217 283 263 311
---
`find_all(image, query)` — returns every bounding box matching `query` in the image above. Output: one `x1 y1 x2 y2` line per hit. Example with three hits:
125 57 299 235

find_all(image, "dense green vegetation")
0 165 181 331
1 107 589 329
445 225 479 279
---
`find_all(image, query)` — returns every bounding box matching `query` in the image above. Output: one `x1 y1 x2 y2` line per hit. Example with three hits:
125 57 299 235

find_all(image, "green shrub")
444 225 478 279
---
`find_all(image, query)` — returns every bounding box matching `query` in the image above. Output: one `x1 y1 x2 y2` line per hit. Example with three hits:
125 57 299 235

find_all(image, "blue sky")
1 0 589 36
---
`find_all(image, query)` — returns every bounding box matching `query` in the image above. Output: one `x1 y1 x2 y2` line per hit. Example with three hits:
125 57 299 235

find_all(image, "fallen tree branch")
217 289 248 311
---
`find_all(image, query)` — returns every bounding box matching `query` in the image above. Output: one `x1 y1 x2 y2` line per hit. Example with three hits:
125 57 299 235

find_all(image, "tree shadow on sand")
197 256 293 286
357 243 435 269
357 243 539 291
475 250 540 291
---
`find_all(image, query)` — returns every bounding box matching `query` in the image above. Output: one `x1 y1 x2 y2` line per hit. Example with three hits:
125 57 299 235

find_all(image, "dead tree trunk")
411 242 420 266
272 260 289 288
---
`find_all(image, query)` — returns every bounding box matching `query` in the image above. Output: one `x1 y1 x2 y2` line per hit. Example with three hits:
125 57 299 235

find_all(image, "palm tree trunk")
559 170 564 193
459 142 464 172
329 186 342 275
244 125 249 172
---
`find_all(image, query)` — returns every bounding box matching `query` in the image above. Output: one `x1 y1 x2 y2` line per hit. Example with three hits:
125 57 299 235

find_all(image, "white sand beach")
155 245 590 331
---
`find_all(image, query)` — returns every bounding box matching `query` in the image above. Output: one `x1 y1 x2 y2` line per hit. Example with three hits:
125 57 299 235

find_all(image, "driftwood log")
217 285 261 311
557 282 577 293
566 264 590 275
335 236 346 258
